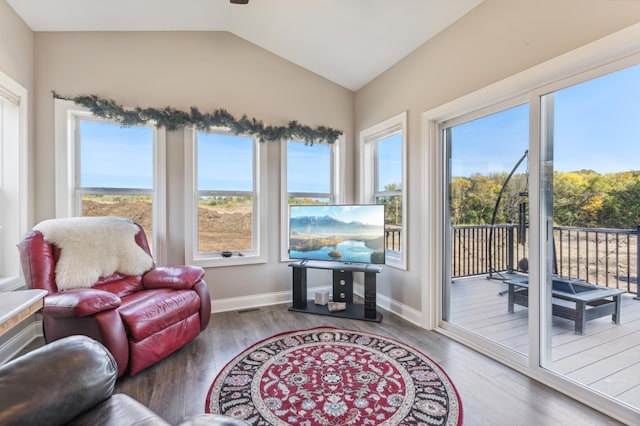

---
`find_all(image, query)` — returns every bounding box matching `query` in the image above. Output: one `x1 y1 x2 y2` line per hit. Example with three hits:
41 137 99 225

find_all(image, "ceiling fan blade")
230 0 249 4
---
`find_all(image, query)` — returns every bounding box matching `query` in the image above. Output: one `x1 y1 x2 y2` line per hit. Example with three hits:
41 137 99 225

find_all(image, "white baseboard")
0 319 43 364
211 284 423 327
211 286 335 313
372 291 422 326
211 290 290 313
353 283 422 326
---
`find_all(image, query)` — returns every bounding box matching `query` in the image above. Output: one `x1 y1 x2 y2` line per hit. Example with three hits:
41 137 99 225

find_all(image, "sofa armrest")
0 335 117 426
142 265 205 290
44 288 121 318
68 394 171 426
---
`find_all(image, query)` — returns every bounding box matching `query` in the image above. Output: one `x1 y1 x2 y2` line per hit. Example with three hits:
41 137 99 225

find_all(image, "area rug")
206 327 462 425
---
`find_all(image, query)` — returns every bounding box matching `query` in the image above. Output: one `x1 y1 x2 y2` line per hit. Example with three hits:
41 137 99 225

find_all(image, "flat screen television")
289 204 385 264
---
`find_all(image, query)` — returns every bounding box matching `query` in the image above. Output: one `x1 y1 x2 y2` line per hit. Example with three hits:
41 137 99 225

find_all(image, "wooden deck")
448 274 640 408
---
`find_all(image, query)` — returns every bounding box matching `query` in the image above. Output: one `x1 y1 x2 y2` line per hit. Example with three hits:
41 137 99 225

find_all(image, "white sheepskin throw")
34 217 154 291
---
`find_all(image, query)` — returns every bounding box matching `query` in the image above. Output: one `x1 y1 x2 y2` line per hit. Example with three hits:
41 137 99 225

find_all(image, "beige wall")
9 0 640 316
33 31 354 301
355 0 640 315
0 0 33 89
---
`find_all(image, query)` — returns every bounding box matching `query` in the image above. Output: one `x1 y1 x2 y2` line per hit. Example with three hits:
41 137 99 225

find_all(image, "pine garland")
53 92 342 144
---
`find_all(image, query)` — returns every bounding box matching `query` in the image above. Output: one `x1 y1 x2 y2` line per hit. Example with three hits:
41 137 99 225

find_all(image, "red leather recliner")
17 217 211 377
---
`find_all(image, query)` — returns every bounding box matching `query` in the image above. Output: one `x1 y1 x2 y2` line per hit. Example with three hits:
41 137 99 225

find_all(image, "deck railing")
452 224 528 278
385 226 402 252
452 224 639 295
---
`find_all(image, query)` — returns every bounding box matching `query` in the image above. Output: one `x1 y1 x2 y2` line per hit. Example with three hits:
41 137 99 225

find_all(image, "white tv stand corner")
288 260 383 322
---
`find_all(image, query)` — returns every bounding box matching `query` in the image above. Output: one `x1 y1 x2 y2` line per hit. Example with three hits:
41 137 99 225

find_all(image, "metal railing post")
629 224 640 300
507 222 514 273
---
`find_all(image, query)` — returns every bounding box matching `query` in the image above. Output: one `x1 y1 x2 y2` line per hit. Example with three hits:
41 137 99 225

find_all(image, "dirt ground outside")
82 196 251 253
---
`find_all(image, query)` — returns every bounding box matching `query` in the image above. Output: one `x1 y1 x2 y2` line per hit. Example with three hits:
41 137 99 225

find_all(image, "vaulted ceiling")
7 0 483 91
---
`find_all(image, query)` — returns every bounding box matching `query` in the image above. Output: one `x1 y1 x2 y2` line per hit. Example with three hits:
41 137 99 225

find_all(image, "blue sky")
80 128 333 192
80 121 153 188
378 133 402 190
450 104 529 177
80 64 639 187
287 141 330 193
451 63 640 177
198 133 254 191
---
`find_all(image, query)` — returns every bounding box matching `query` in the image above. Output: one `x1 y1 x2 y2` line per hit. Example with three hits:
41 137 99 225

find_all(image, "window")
281 140 339 260
54 100 166 263
0 72 29 291
185 130 266 266
360 112 407 269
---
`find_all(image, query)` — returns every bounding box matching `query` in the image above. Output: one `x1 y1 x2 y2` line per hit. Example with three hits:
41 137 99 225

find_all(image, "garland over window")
53 92 342 144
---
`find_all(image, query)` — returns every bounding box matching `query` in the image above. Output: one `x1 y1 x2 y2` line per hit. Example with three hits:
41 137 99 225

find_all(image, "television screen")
289 204 385 264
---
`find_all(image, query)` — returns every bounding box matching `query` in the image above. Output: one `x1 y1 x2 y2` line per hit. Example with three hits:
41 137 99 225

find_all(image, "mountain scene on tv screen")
290 215 385 264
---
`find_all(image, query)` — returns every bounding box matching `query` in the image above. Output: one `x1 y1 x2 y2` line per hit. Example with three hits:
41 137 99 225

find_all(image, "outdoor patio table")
504 276 626 334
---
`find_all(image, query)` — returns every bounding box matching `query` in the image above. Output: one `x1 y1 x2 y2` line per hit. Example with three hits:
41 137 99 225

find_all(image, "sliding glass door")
439 59 640 416
442 103 530 356
539 63 640 409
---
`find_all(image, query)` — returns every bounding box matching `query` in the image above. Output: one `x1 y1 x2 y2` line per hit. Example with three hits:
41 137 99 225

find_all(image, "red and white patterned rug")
206 327 463 425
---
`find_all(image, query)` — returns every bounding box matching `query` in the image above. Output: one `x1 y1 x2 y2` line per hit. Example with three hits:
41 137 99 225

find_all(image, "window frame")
0 71 29 291
360 111 408 270
54 99 167 264
185 128 267 267
280 138 341 262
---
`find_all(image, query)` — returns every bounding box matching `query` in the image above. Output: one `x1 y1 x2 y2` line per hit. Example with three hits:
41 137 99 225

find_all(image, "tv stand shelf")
288 260 383 322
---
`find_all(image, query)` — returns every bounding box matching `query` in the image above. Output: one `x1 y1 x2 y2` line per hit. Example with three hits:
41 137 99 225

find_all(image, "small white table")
0 289 47 337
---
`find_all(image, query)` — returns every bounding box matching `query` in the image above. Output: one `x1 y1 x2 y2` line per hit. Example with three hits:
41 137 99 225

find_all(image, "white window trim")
360 111 407 270
280 137 342 262
421 22 640 425
54 99 167 264
0 71 29 291
184 128 267 267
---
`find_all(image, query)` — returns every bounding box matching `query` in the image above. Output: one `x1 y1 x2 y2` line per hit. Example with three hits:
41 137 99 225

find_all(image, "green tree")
379 183 402 226
451 169 640 230
599 179 640 228
450 177 471 225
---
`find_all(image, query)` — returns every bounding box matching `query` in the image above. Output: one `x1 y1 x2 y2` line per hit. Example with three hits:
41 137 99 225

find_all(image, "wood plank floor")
449 274 640 412
109 303 625 425
18 301 629 425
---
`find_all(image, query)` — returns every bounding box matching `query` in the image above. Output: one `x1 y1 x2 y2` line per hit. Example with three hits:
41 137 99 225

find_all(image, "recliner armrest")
0 335 117 426
142 265 205 290
44 288 121 318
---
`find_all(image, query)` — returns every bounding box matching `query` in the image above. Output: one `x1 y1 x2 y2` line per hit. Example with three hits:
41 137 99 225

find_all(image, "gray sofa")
0 335 248 426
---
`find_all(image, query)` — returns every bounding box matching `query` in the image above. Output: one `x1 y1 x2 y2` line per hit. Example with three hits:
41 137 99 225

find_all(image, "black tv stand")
288 260 383 322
